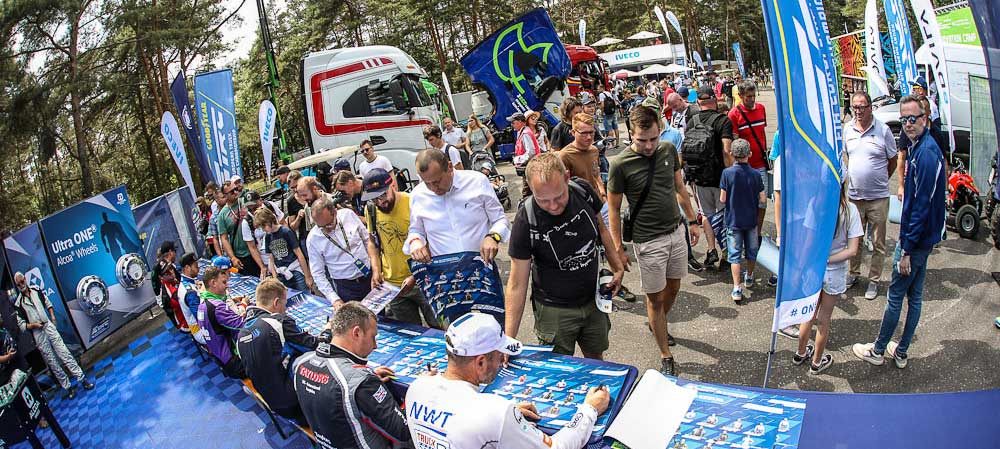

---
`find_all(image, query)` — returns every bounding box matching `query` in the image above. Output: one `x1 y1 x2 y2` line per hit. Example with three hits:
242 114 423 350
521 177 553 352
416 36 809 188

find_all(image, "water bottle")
596 268 614 313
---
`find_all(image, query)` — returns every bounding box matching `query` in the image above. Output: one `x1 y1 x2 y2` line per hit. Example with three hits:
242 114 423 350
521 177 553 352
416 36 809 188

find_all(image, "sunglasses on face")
851 104 870 111
574 130 595 136
900 115 924 124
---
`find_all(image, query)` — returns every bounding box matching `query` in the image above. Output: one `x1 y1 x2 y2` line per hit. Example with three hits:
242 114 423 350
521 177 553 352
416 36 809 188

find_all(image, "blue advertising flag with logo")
693 51 704 69
194 69 242 183
884 0 918 95
170 72 213 185
733 42 747 77
761 0 844 331
4 224 84 354
39 186 156 349
409 252 505 326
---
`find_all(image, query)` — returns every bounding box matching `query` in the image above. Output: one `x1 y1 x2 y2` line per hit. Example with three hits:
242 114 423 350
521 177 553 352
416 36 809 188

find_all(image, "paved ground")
494 89 1000 394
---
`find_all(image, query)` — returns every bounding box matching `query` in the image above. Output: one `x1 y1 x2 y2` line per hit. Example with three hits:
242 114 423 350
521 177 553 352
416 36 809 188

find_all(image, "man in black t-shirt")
685 85 734 269
284 171 308 251
504 153 625 359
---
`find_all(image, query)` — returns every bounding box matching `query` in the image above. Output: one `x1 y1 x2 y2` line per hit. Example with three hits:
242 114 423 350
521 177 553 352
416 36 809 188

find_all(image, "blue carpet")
13 323 313 449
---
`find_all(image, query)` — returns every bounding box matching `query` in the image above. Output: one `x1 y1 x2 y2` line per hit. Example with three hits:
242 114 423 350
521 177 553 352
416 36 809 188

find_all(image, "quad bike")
946 159 985 239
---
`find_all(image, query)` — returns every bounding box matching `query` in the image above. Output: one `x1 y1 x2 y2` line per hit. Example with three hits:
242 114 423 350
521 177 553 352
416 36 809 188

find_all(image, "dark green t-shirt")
218 204 250 258
607 142 682 243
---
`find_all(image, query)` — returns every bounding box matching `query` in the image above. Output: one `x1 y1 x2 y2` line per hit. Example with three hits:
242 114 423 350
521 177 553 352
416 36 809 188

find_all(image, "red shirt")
661 87 676 121
728 103 768 169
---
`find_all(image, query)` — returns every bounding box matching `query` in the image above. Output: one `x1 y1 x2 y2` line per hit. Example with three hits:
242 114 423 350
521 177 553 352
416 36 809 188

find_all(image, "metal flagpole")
257 0 289 159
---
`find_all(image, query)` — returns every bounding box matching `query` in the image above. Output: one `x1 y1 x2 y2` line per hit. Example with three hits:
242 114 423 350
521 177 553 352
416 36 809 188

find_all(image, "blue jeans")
874 245 931 358
280 270 309 292
726 227 759 264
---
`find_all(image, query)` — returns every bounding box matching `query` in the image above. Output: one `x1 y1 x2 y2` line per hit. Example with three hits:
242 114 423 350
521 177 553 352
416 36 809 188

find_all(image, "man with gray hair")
12 272 94 399
307 193 379 306
294 303 409 449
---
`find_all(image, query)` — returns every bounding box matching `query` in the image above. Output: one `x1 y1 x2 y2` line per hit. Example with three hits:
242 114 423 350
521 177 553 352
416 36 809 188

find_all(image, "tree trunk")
68 10 94 196
135 61 166 194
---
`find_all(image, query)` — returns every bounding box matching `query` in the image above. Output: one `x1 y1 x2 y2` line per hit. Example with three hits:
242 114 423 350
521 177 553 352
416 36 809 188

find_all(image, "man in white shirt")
357 139 394 179
405 149 509 264
441 117 468 150
844 92 898 300
424 125 466 170
306 194 380 307
405 312 610 449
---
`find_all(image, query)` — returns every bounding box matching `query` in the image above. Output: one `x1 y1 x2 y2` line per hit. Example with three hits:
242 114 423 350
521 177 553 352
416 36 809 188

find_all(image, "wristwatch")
687 219 700 226
487 232 502 243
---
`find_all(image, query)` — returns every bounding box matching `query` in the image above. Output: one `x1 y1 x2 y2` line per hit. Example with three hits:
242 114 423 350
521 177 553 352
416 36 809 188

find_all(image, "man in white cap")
405 312 610 449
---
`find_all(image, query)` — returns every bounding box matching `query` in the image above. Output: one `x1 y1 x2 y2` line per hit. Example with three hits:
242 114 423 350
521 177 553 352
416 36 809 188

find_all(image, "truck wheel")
956 204 980 239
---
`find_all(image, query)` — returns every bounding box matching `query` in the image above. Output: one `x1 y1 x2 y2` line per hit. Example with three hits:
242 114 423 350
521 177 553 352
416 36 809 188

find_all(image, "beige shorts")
634 225 688 294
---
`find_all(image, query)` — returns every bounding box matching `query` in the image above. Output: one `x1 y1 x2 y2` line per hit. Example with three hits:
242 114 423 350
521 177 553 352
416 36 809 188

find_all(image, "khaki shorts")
634 225 688 294
533 299 610 356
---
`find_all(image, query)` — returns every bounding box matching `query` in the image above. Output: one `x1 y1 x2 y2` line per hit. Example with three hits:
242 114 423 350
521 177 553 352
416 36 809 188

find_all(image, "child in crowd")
253 207 313 292
719 139 765 303
793 176 862 374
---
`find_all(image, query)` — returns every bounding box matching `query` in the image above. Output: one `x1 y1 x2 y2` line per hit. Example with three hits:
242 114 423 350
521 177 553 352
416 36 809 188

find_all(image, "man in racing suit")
293 302 409 449
405 312 610 449
176 253 205 344
238 278 319 424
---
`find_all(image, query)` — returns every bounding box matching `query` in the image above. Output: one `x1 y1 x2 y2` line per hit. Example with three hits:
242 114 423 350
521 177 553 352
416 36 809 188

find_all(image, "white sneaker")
886 341 908 369
864 282 879 300
852 343 884 366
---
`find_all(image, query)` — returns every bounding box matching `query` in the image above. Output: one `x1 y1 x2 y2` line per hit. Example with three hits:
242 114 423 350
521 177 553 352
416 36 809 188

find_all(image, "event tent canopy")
612 69 640 79
637 64 673 75
627 31 661 40
662 63 692 73
590 37 623 47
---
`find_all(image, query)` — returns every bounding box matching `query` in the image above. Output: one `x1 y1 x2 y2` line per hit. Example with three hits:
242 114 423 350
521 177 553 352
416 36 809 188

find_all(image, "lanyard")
322 223 353 255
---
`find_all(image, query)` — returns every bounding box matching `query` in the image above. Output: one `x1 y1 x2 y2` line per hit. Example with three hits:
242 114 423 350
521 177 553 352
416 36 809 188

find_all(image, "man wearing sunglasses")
853 95 946 370
217 182 258 276
361 168 438 328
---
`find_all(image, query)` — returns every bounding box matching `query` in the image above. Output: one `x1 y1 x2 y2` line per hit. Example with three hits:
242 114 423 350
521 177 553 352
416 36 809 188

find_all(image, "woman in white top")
792 178 862 374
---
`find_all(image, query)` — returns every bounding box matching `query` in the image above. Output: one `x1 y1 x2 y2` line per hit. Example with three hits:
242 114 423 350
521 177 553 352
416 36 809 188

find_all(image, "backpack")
602 94 618 115
681 113 721 186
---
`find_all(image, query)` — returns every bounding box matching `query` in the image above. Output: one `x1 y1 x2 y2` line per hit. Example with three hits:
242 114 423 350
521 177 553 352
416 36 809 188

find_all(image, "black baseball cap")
159 241 176 254
506 112 526 123
242 189 261 203
333 158 351 172
697 85 715 100
361 168 394 201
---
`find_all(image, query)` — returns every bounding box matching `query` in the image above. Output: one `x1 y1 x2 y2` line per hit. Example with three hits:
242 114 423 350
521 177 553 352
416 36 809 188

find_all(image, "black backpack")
602 94 618 115
681 113 720 186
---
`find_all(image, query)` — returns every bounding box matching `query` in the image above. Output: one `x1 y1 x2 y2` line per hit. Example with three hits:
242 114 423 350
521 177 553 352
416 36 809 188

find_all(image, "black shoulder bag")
622 155 657 242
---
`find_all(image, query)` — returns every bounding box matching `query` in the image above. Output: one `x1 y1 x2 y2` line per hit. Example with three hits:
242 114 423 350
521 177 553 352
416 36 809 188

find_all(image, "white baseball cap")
445 313 522 357
230 175 243 183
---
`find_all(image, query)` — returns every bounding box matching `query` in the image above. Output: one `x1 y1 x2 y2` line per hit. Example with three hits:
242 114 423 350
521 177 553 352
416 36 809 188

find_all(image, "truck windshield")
405 74 433 107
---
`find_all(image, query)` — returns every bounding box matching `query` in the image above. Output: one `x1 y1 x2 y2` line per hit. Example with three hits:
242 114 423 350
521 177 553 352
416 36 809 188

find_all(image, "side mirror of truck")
370 135 387 146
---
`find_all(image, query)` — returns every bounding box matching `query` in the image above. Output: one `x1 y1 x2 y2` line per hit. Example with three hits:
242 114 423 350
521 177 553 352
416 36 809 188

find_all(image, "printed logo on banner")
25 267 56 298
90 315 112 340
21 386 40 419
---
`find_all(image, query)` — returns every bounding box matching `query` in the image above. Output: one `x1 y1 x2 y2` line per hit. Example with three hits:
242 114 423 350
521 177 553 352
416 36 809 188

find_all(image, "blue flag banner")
761 0 844 331
4 224 84 354
733 42 747 77
409 252 505 326
170 72 213 185
885 0 918 95
194 69 242 183
693 51 705 69
706 48 713 69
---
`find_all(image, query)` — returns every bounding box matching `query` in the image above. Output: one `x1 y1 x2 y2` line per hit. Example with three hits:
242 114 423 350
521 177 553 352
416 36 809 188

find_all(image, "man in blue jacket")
853 95 945 370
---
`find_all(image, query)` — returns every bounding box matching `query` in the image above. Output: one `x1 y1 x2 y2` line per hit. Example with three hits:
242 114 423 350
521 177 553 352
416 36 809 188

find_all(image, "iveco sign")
600 43 686 69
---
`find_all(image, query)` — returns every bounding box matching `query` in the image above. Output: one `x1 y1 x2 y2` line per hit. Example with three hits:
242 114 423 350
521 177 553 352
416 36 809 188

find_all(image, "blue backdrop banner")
194 69 242 183
409 252 505 326
39 186 156 349
134 187 204 264
170 72 214 185
4 224 83 354
884 0 918 95
761 0 844 331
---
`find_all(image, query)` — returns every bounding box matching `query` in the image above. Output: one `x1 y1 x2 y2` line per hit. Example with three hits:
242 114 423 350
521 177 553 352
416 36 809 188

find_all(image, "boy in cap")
719 139 765 303
405 313 610 448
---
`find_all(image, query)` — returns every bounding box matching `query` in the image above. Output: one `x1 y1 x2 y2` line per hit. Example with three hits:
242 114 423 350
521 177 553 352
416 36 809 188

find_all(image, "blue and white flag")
170 72 213 184
733 42 746 77
865 0 890 97
693 51 704 69
706 48 713 69
885 0 918 95
579 19 586 46
665 11 683 37
911 0 956 154
194 69 242 183
760 0 844 331
161 111 196 199
258 100 277 183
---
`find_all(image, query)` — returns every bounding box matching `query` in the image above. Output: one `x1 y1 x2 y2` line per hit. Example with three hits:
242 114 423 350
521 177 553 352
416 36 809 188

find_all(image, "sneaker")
767 274 778 287
618 286 637 303
852 343 884 366
864 282 879 300
704 249 719 268
809 354 833 374
744 272 755 288
65 386 77 400
846 275 859 289
864 235 874 252
718 259 730 271
660 357 676 376
731 287 743 304
792 344 815 366
688 257 705 272
778 325 800 339
81 379 95 390
885 341 908 369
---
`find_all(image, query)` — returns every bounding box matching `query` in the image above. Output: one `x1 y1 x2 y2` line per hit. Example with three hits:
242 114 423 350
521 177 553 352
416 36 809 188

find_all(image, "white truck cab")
302 45 440 181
